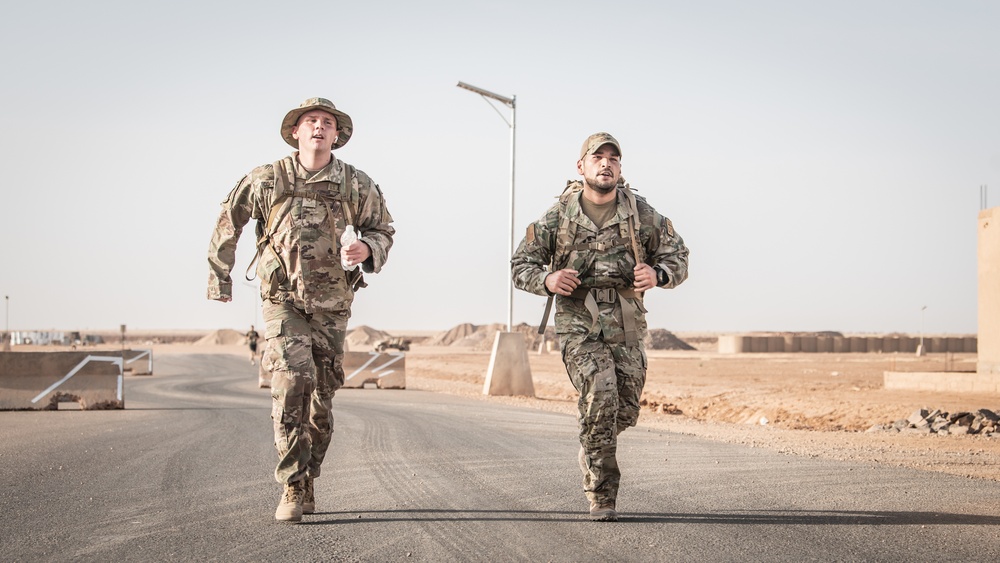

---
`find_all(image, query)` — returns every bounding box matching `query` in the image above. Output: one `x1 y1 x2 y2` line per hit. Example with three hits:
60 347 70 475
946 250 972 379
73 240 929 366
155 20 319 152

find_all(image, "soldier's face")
577 145 621 193
292 110 338 152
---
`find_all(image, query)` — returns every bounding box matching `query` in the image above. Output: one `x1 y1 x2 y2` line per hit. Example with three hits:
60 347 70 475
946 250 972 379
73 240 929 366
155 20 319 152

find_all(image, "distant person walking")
511 132 689 521
246 325 260 365
207 98 395 523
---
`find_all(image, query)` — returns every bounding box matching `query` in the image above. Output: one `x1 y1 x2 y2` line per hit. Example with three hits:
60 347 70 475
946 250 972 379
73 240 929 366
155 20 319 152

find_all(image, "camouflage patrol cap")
579 132 622 160
281 97 354 150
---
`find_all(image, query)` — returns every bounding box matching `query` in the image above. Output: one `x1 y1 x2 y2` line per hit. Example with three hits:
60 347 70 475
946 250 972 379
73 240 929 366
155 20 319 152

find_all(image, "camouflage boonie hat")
281 97 354 150
579 132 622 160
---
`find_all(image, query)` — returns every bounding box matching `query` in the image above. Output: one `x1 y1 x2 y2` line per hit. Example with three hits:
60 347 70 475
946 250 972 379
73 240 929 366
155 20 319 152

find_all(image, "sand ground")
400 345 1000 481
26 338 999 482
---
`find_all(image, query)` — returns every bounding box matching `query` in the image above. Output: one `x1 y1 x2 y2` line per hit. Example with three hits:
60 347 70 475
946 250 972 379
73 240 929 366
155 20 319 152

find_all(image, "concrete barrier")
884 371 1000 394
123 349 153 375
0 352 124 410
342 351 405 389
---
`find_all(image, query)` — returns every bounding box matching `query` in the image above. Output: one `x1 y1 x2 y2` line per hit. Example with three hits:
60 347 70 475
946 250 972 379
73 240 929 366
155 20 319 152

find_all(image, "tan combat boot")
302 478 315 514
275 480 305 522
589 500 618 522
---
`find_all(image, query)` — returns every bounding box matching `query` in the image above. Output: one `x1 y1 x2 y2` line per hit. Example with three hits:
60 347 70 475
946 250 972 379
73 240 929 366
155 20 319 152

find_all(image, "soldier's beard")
586 177 616 194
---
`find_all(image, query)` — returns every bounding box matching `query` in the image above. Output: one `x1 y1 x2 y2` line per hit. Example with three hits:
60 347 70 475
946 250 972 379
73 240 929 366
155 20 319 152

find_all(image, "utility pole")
457 81 534 397
3 295 9 351
456 81 516 332
917 305 927 356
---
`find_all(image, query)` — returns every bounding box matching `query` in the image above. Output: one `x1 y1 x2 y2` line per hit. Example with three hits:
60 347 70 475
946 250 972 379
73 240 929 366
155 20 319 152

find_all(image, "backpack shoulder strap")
553 180 582 262
538 181 581 334
620 183 645 266
245 159 293 281
338 162 359 227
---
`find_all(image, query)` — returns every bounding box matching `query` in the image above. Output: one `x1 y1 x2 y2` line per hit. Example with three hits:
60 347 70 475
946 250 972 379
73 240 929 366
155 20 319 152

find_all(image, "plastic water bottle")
341 225 359 271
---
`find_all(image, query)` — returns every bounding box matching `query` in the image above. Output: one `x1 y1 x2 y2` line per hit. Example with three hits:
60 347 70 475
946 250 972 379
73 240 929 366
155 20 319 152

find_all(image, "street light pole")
918 305 927 356
457 81 516 332
4 295 8 351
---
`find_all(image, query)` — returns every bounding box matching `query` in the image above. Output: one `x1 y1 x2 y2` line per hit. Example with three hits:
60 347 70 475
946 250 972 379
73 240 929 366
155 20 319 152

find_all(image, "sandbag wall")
718 335 977 354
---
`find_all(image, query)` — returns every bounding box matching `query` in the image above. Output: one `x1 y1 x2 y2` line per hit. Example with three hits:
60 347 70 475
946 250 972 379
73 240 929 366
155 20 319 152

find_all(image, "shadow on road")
301 509 1000 526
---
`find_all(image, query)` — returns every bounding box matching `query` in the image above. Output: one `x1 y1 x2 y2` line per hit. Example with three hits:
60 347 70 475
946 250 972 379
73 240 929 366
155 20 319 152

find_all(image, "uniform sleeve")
354 171 395 274
207 174 256 300
511 207 559 297
647 212 689 289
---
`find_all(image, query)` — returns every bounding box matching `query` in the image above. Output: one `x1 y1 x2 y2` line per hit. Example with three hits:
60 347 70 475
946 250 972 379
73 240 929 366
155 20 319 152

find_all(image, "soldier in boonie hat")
207 97 394 524
280 97 354 150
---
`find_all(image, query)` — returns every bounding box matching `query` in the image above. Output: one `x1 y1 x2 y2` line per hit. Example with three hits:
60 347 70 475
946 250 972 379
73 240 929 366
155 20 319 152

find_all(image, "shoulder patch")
221 175 248 204
251 163 275 180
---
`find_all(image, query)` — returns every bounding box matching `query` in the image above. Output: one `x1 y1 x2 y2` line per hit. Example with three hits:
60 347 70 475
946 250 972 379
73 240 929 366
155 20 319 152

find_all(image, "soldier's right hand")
544 269 580 296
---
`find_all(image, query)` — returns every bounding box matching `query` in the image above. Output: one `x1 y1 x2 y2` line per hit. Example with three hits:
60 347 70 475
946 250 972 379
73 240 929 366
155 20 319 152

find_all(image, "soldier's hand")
633 264 656 292
545 268 581 296
341 241 371 268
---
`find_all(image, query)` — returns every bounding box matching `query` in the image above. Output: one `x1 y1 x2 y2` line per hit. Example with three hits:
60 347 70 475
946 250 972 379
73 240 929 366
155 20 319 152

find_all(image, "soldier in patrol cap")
207 97 395 523
511 132 688 521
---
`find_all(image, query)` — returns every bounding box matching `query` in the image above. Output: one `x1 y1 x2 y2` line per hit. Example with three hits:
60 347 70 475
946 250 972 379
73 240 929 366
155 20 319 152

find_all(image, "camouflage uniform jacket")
207 152 394 313
511 182 688 341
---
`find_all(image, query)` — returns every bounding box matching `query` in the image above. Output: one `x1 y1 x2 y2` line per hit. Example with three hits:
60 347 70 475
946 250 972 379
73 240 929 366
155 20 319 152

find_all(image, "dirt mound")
194 329 245 346
346 326 391 350
426 323 481 346
454 323 502 349
448 324 692 352
644 329 695 351
432 323 690 352
470 323 557 351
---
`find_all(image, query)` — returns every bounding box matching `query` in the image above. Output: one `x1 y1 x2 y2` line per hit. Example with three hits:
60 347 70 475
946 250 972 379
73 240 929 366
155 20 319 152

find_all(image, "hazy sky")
1 1 997 335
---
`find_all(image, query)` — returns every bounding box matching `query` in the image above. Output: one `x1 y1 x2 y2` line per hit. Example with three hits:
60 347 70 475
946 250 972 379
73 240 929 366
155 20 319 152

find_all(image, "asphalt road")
2 353 1000 562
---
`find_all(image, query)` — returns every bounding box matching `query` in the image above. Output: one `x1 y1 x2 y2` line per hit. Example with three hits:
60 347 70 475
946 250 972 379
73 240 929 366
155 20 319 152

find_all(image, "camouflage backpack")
537 178 645 334
245 158 366 296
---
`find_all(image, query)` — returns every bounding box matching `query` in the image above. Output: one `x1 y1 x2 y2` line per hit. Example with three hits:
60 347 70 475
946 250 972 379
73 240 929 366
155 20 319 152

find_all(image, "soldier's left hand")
633 263 656 292
342 240 371 268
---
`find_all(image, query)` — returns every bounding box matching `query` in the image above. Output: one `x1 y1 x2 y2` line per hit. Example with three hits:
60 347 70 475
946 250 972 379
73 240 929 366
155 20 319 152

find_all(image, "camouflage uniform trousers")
262 299 347 485
561 329 646 505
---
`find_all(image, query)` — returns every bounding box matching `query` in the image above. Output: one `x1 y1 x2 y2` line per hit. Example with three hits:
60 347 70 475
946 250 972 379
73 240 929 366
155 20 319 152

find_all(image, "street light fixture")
456 81 516 332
